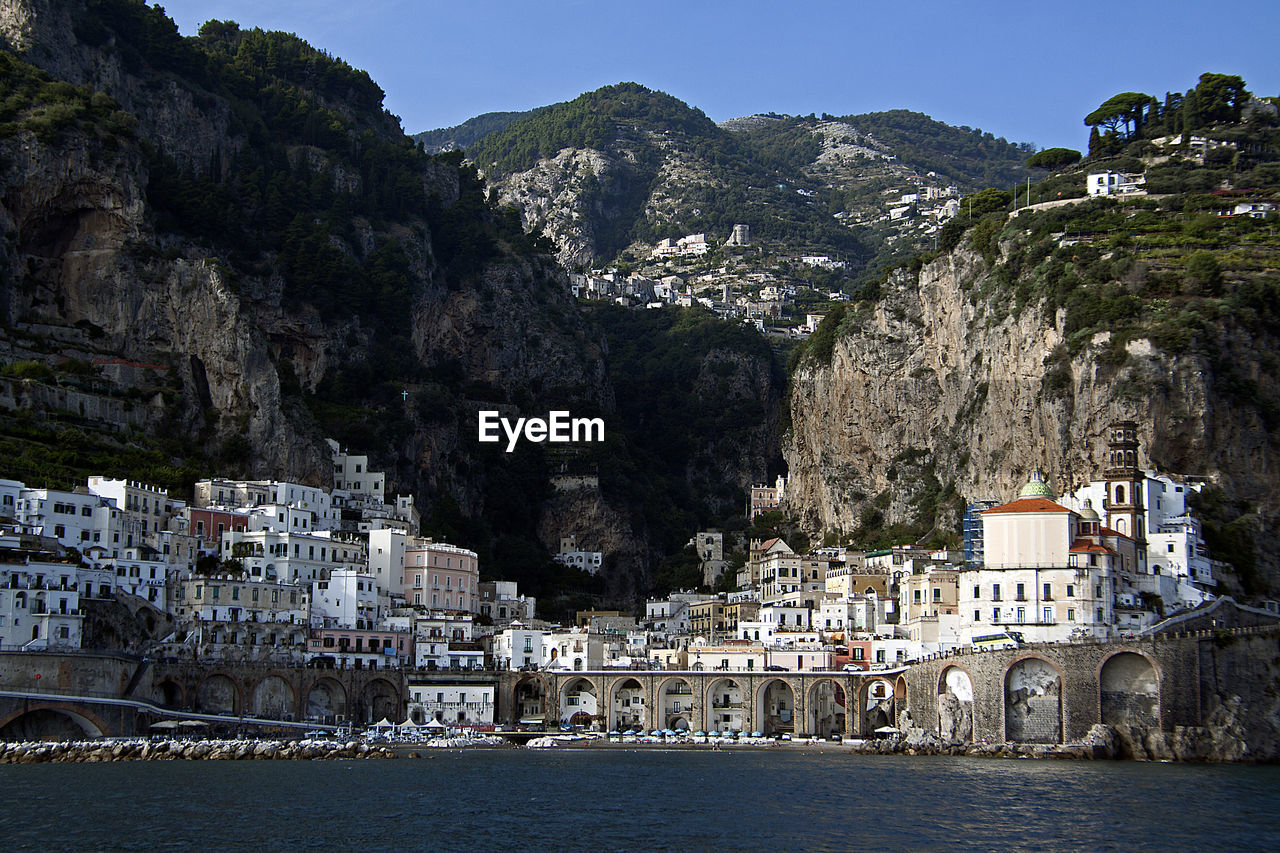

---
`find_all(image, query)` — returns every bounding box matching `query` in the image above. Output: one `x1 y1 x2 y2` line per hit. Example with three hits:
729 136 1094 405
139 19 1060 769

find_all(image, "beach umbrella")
694 731 706 737
651 730 662 737
752 731 763 738
708 730 720 737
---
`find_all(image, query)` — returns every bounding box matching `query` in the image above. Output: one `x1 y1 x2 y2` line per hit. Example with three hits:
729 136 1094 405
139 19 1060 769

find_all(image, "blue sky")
156 0 1280 151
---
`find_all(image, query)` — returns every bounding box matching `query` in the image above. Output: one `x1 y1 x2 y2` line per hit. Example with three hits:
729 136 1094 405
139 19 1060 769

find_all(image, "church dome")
1018 469 1055 500
1078 498 1100 522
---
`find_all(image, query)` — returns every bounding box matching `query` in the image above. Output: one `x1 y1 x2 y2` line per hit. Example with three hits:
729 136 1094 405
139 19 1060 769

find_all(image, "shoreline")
1 729 1270 764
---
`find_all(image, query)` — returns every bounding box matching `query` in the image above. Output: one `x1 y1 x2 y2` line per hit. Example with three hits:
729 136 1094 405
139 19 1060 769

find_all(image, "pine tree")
1088 126 1102 157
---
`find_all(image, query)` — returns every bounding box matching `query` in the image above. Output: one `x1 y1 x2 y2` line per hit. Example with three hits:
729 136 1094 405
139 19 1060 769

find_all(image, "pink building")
403 540 479 613
308 627 414 669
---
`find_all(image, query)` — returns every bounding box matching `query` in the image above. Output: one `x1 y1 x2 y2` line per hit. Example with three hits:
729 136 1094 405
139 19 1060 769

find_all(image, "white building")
493 622 544 670
960 472 1135 645
327 438 385 505
220 528 366 584
86 477 176 540
0 545 84 650
1066 469 1215 601
408 683 495 727
1087 171 1146 197
554 535 603 575
311 569 380 629
15 487 121 551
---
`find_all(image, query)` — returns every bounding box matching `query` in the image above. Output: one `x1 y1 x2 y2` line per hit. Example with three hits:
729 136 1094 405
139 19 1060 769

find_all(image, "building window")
1015 583 1025 601
1042 607 1053 623
1067 608 1075 621
973 585 980 598
992 584 1001 601
1016 607 1025 623
1066 584 1075 597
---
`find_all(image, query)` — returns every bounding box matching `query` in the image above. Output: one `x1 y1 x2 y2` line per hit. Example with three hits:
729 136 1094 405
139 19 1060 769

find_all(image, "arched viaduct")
498 669 907 738
2 623 1275 744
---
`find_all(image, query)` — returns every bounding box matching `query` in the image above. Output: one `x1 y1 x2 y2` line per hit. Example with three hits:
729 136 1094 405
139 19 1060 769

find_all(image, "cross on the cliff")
401 390 409 402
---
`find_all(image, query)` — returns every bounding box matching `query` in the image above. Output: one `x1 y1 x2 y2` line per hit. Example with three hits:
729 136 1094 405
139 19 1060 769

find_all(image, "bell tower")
1103 420 1146 548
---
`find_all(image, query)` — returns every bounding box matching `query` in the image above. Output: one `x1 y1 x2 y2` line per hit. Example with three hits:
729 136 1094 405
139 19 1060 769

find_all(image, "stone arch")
894 676 909 728
860 677 896 736
156 679 185 709
251 674 296 720
755 678 796 736
1099 650 1160 728
1115 484 1126 505
559 676 599 727
937 665 974 743
705 677 744 732
805 678 846 738
658 676 695 730
195 673 241 715
0 704 109 740
1005 656 1063 743
512 674 547 725
304 677 347 724
356 677 400 725
608 677 647 731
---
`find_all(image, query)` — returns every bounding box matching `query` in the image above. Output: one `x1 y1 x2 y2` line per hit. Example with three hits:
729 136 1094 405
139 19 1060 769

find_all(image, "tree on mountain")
1191 73 1250 126
962 187 1013 217
1084 92 1154 140
1026 147 1082 170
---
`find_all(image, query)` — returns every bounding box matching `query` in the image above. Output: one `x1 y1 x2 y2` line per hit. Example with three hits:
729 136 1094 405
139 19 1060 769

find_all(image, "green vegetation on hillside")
413 108 546 153
586 307 785 563
833 109 1033 188
0 51 136 144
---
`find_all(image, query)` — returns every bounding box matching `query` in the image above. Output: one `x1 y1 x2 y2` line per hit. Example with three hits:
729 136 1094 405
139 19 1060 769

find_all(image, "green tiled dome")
1018 469 1055 499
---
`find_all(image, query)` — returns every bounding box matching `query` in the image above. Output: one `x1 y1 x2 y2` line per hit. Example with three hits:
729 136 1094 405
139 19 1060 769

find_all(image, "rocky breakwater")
0 738 396 763
855 710 1277 763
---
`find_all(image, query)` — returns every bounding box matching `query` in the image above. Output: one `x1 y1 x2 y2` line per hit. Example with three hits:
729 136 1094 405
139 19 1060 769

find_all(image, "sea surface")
2 748 1278 851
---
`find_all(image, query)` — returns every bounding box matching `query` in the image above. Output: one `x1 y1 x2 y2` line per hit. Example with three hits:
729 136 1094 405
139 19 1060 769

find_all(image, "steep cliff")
0 1 783 608
785 196 1280 586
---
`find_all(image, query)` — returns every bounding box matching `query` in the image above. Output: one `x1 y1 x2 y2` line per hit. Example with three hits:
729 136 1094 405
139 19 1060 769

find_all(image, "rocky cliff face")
0 1 779 606
0 81 329 478
785 234 1280 580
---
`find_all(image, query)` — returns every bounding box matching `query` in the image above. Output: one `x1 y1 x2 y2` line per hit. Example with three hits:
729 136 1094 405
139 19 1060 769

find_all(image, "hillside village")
565 166 967 337
0 420 1245 731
